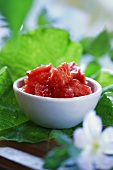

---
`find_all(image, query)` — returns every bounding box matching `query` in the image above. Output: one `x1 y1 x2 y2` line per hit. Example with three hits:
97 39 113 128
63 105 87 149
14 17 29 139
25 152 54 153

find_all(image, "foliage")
0 28 82 81
93 70 113 88
0 0 33 36
44 131 80 170
84 61 101 77
96 92 113 126
80 30 111 58
37 8 53 27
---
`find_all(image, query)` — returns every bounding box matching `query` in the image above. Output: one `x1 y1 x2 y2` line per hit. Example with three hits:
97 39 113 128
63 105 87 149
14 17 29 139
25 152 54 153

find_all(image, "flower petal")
102 127 113 142
83 110 102 141
101 127 113 154
77 150 93 170
104 142 113 155
73 128 89 149
96 154 113 170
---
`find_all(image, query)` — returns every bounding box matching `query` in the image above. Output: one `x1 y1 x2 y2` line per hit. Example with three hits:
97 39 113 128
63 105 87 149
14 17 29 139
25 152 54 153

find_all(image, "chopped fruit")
35 84 51 97
22 62 92 98
49 62 71 88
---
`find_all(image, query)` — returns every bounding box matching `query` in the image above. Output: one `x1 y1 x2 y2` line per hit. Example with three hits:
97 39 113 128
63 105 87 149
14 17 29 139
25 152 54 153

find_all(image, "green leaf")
38 9 52 27
93 70 113 88
102 85 113 94
44 144 80 169
109 48 113 62
0 66 12 96
0 28 82 81
0 120 79 143
44 132 80 169
96 92 113 126
44 146 70 169
51 130 73 145
0 67 28 131
84 61 101 77
64 42 82 65
0 121 53 143
0 115 78 143
80 37 93 54
88 30 110 58
0 0 33 36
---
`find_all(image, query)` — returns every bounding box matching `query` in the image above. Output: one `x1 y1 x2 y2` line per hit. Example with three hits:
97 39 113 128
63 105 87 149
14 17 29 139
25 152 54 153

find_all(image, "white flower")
73 110 113 170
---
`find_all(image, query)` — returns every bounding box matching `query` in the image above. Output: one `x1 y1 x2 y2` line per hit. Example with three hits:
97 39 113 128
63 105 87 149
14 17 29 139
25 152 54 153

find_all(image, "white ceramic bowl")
13 77 102 129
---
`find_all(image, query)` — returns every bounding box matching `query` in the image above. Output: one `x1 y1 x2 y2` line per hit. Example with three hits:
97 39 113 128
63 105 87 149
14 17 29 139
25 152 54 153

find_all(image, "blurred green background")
0 0 113 74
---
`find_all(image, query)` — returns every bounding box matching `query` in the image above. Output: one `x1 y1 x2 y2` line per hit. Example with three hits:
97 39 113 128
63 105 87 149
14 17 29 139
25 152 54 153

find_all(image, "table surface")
0 139 58 170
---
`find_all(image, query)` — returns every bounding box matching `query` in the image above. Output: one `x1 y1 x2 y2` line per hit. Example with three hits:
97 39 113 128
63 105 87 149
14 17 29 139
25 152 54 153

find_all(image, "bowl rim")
13 76 102 102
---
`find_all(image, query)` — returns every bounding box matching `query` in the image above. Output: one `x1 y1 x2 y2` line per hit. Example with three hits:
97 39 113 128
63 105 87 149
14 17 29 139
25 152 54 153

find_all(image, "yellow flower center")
93 141 100 153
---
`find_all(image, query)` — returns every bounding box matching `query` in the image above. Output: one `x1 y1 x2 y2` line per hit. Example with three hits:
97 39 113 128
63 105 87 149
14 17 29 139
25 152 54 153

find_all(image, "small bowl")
13 77 102 129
